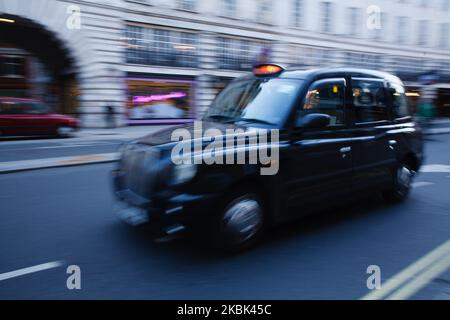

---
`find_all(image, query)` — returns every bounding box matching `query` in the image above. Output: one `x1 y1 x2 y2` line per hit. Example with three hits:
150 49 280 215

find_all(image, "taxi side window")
301 79 345 126
388 83 410 119
352 78 388 123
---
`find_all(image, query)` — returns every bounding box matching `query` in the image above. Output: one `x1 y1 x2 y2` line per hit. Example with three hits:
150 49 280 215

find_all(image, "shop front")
126 76 196 124
211 76 234 98
436 86 450 117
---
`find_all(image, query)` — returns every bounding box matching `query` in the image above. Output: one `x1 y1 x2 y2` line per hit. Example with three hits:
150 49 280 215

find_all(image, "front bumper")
112 169 218 235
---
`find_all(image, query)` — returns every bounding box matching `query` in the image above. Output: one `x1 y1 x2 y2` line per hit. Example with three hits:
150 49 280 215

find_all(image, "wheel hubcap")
223 198 263 245
58 127 74 136
397 166 413 195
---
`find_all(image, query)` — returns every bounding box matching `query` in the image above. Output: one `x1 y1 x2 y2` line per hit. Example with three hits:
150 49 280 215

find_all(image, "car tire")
57 126 75 138
209 186 266 253
383 163 415 202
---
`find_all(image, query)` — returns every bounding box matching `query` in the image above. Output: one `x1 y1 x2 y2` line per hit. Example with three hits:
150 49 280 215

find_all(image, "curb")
0 126 449 174
424 128 450 135
0 153 120 174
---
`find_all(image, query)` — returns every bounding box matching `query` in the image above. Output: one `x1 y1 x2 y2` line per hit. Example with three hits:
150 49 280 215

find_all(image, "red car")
0 97 79 137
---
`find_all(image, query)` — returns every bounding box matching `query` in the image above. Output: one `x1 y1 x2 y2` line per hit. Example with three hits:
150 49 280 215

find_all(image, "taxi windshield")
204 78 303 127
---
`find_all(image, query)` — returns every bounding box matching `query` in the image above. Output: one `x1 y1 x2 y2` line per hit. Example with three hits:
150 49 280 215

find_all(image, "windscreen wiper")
206 115 275 126
230 117 276 126
205 114 235 122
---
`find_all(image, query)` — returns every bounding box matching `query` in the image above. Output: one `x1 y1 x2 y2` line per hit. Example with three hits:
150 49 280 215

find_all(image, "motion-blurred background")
0 0 449 129
1 1 450 301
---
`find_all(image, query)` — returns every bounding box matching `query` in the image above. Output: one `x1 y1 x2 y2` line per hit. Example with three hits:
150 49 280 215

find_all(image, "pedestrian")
105 105 115 129
417 84 437 128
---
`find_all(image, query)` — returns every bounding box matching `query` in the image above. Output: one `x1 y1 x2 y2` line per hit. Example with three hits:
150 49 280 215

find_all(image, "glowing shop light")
133 92 187 104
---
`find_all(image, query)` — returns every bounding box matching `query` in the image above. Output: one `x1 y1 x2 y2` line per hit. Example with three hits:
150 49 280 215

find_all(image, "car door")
282 78 354 215
0 100 29 135
349 77 397 191
14 102 42 135
27 102 56 135
0 101 11 134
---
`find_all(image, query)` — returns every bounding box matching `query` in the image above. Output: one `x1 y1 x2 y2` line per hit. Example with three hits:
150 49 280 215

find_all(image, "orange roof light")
252 64 284 76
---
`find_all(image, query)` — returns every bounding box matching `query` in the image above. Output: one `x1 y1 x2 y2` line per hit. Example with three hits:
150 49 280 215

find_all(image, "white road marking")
0 153 119 173
421 164 450 173
361 239 450 300
0 261 64 282
386 252 450 300
425 128 450 135
411 182 434 188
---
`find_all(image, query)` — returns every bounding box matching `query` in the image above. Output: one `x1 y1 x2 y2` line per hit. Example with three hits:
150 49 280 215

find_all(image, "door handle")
389 140 397 146
388 140 397 150
340 146 352 154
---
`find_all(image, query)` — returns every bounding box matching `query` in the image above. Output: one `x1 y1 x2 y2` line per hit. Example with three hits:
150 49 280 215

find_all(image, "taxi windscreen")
204 78 303 126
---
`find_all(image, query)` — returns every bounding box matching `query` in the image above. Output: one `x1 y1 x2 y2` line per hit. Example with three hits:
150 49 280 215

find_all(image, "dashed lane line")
411 182 434 188
421 164 450 173
0 261 65 282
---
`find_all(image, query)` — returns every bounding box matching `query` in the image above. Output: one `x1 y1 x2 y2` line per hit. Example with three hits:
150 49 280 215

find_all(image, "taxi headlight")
118 143 132 158
171 163 197 185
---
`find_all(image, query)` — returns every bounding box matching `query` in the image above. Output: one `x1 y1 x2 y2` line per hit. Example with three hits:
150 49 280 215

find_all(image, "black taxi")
112 65 424 251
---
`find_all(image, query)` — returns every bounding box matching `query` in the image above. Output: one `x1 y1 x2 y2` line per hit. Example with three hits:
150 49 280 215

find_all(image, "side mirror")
296 113 331 129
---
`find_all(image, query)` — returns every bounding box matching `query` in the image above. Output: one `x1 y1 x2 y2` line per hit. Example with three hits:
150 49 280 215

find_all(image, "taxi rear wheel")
210 186 266 252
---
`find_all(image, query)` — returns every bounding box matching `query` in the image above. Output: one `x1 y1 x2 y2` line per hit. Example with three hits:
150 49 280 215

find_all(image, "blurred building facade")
0 0 449 127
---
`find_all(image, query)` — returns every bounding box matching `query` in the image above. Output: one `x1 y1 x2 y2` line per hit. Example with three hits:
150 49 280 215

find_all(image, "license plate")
115 201 149 226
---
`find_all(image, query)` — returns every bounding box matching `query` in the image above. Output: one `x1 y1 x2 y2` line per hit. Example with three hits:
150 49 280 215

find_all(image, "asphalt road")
0 126 165 162
1 135 450 299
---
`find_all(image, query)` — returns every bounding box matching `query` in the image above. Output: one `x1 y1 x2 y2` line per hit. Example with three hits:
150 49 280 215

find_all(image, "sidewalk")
0 153 119 174
424 118 450 135
0 125 172 174
1 120 449 174
77 118 450 137
75 125 170 141
0 125 170 147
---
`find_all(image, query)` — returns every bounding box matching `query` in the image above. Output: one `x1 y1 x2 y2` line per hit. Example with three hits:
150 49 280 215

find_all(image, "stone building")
1 0 449 127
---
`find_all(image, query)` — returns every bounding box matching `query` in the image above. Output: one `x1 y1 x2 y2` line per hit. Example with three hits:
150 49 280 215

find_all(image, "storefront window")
0 56 26 78
211 77 233 98
127 78 194 120
216 36 271 71
124 24 198 68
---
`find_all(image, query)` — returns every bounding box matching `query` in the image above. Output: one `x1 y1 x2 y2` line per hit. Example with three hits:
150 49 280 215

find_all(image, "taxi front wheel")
383 163 415 202
209 186 266 252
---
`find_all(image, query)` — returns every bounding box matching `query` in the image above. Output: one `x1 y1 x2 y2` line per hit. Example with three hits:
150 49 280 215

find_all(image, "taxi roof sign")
252 64 284 76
